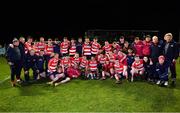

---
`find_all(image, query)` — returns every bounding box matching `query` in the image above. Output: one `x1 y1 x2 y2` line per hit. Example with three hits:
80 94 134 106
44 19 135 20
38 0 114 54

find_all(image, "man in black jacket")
24 49 39 82
150 36 163 82
163 33 179 86
6 38 22 87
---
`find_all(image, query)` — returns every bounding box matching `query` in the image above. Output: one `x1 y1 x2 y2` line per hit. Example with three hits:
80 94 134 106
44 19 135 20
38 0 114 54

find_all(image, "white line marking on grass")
0 76 10 84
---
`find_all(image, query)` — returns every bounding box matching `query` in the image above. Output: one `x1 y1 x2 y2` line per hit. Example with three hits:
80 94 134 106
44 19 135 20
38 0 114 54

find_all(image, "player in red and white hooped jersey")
45 38 54 56
82 36 91 60
67 53 81 79
60 56 71 73
102 41 112 54
79 55 89 78
106 51 117 66
101 60 111 80
60 37 70 57
113 60 127 84
47 53 59 76
70 53 81 68
87 56 99 79
117 51 128 79
112 41 121 54
69 38 76 56
79 55 88 69
131 55 144 82
32 42 39 55
36 37 46 51
106 51 117 78
91 37 101 56
24 36 33 54
97 54 108 65
44 38 54 72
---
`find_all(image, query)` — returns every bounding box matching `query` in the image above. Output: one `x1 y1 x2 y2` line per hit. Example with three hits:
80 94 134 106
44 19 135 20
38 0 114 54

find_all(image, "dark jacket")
76 42 83 55
163 40 179 61
37 55 45 71
24 53 38 70
156 61 169 76
53 43 60 54
150 42 163 59
6 45 21 63
19 42 25 60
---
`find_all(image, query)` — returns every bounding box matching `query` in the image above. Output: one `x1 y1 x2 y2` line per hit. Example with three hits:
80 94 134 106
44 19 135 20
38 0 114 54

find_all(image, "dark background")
0 0 179 44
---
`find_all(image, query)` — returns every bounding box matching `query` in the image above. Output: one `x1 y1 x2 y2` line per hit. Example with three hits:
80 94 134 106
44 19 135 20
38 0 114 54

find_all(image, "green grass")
0 56 180 112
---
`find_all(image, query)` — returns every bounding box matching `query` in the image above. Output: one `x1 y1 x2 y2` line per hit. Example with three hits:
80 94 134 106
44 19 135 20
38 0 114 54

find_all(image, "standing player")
76 37 83 57
142 35 152 57
132 37 143 58
36 37 46 54
69 38 76 57
91 37 101 57
102 41 112 54
60 37 70 57
82 36 91 60
44 38 54 73
24 36 33 54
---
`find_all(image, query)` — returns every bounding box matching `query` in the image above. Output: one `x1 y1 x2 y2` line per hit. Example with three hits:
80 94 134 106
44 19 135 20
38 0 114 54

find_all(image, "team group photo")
0 0 180 112
5 33 179 87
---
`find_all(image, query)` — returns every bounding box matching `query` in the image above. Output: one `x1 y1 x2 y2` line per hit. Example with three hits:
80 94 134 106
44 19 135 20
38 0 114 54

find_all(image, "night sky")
0 0 179 44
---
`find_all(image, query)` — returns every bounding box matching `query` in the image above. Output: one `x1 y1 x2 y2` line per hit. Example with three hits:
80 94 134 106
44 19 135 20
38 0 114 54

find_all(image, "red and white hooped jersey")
107 53 117 63
60 42 69 54
80 58 88 68
98 55 108 64
45 44 54 55
114 63 124 74
69 43 76 55
70 57 81 67
61 58 71 68
117 51 127 65
83 42 91 56
91 42 101 55
113 44 121 52
33 43 39 55
25 42 33 54
48 58 59 72
102 44 112 53
36 42 46 51
132 59 144 70
103 63 111 72
89 60 97 71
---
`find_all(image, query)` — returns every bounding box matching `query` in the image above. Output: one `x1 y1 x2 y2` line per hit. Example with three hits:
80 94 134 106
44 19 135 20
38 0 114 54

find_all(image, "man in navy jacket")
163 33 179 86
24 49 39 82
6 38 22 86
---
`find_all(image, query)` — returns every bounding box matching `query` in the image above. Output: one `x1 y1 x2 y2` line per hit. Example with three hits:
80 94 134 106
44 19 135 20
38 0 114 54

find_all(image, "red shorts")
120 59 127 66
67 67 81 78
109 62 114 69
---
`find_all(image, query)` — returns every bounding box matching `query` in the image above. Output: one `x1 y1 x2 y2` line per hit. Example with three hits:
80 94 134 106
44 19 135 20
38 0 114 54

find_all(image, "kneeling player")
156 55 169 86
114 60 127 84
130 55 144 82
37 50 46 79
101 60 111 80
87 56 99 79
79 55 88 79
